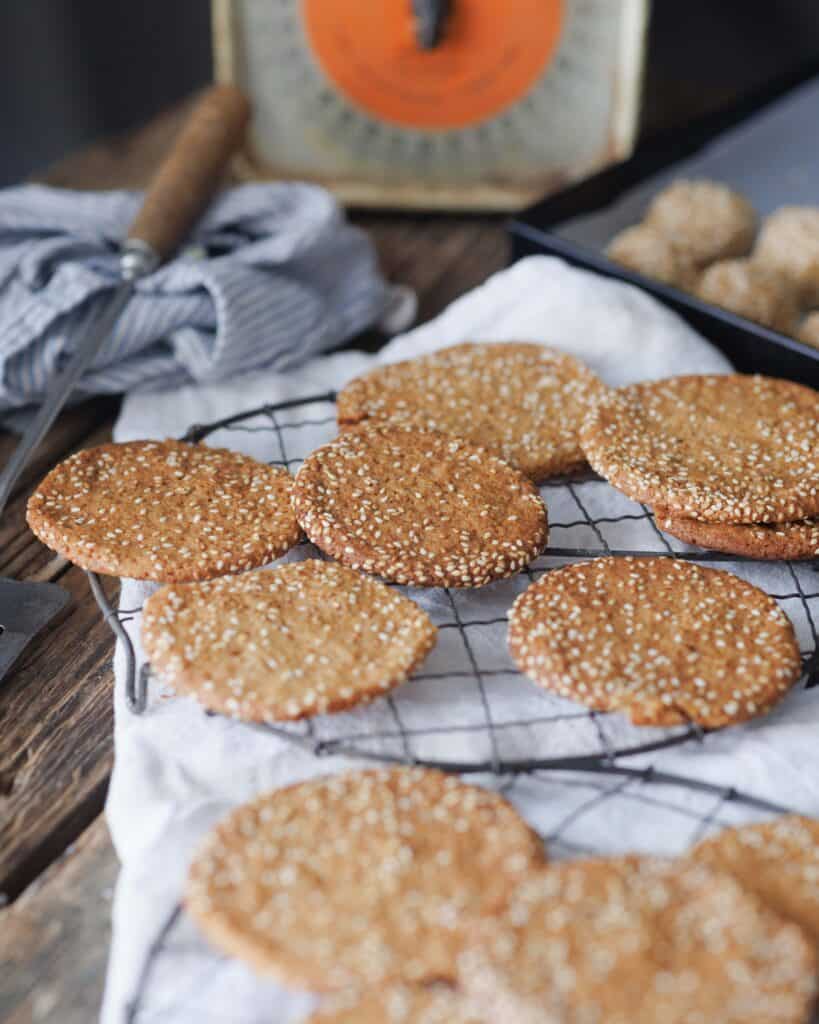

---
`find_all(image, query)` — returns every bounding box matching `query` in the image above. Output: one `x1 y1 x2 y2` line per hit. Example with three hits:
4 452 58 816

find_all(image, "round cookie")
309 986 480 1023
507 556 801 728
457 856 818 1024
696 259 799 333
796 311 819 350
755 206 819 305
142 560 437 721
186 768 545 991
26 439 300 582
691 816 819 948
293 426 549 587
646 179 757 267
337 342 605 482
655 509 819 560
606 223 697 288
580 374 819 524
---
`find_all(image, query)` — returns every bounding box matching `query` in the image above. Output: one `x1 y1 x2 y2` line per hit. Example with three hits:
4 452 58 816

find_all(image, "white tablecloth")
101 256 819 1024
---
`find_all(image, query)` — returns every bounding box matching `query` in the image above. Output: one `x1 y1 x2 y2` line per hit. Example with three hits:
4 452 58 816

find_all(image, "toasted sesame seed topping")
337 342 605 482
142 560 436 721
580 375 819 524
457 856 818 1023
25 439 300 583
293 425 549 588
507 556 801 728
692 815 819 947
185 768 544 990
308 984 480 1023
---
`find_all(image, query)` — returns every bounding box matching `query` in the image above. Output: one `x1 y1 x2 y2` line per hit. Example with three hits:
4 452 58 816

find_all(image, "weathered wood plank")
0 817 117 1024
0 562 117 902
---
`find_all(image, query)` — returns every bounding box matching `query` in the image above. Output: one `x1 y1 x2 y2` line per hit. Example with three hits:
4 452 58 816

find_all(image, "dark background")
1 0 819 186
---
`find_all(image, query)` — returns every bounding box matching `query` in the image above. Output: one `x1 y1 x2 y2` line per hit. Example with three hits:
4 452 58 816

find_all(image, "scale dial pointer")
411 0 453 49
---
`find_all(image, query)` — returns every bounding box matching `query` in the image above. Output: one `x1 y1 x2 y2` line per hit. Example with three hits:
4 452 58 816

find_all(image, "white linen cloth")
101 256 819 1023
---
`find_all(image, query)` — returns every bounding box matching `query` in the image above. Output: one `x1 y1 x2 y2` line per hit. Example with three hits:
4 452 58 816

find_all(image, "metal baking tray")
509 63 819 390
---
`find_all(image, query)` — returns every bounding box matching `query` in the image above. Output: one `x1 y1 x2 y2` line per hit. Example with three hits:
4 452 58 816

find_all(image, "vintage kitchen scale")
212 0 648 208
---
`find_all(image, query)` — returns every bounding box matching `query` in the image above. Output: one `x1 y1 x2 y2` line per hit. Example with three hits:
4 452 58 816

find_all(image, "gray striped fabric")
0 183 392 413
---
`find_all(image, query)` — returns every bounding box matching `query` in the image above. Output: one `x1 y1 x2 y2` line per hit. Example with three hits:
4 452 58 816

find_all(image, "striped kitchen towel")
0 183 411 415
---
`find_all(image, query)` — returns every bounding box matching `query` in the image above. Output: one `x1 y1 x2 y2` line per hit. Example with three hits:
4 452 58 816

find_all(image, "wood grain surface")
0 818 117 1024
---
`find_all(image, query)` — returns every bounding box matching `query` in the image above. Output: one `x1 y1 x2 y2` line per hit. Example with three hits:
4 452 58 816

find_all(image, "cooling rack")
89 390 819 774
87 390 819 1024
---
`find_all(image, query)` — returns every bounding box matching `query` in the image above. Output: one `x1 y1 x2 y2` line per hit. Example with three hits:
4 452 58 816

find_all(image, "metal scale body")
214 0 648 209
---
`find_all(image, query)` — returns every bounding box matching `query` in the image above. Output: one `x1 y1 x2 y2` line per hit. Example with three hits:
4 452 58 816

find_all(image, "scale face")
213 0 648 209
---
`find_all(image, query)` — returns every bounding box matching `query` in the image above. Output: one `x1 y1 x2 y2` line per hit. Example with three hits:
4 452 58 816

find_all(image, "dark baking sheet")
509 63 819 389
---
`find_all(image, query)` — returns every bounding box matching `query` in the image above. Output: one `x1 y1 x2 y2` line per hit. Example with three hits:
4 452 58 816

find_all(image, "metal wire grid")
85 391 818 1024
90 391 819 775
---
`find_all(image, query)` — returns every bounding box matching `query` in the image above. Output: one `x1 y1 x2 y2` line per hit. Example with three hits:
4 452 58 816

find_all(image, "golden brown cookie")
309 985 480 1023
655 508 819 560
580 374 819 524
142 560 436 721
646 179 757 267
507 556 801 728
755 206 819 305
796 311 819 350
696 259 800 333
186 768 545 991
691 816 819 949
293 426 549 587
26 439 300 582
457 856 818 1024
337 342 605 482
606 224 698 288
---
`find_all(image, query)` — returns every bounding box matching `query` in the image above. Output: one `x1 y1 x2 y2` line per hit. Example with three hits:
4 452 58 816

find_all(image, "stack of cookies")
184 765 819 1023
579 373 819 561
606 178 819 345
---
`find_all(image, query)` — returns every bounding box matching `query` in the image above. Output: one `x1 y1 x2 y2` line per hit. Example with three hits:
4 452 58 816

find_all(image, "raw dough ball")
606 224 696 288
696 258 799 332
755 206 819 305
646 179 757 267
796 310 819 349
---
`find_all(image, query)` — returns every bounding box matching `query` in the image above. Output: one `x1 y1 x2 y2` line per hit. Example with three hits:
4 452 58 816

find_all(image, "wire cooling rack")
89 390 819 774
86 391 819 1024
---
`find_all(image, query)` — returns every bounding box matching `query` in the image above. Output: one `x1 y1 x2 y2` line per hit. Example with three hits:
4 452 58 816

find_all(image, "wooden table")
0 98 509 1023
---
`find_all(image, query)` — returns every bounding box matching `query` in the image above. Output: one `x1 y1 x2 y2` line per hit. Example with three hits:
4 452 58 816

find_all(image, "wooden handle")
126 84 251 260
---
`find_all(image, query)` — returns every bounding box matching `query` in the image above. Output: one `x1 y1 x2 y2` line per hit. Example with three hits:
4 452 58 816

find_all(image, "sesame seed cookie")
26 439 300 582
691 816 819 949
457 856 818 1024
645 178 757 268
606 224 698 289
580 375 819 524
755 206 819 305
142 561 437 721
293 426 549 587
696 259 800 333
186 768 545 991
337 342 605 482
507 557 801 728
655 509 819 560
309 985 480 1023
